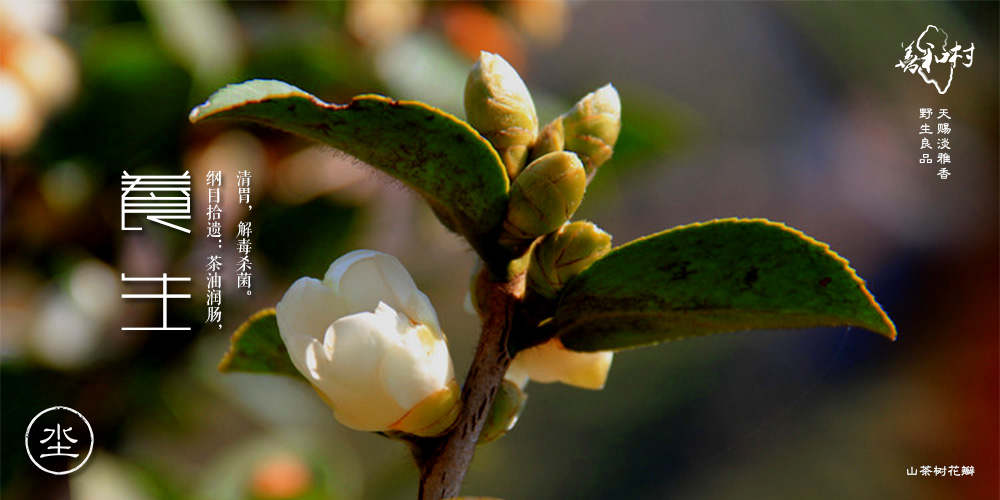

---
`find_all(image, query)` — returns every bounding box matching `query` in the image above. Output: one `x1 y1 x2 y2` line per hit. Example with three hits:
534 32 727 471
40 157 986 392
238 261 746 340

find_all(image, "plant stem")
416 275 522 500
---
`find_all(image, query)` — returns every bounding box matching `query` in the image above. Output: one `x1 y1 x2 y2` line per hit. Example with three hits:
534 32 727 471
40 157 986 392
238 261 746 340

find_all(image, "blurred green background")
1 1 996 499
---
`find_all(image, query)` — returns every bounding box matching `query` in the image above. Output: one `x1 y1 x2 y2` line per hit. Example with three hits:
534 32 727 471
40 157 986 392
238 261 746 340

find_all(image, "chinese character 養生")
121 171 191 233
121 274 192 332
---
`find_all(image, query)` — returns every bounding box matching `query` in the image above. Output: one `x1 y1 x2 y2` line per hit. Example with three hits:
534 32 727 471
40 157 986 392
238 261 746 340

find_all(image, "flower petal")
503 362 529 389
276 277 349 376
509 339 613 390
378 306 454 409
311 307 408 430
323 249 441 333
275 251 458 433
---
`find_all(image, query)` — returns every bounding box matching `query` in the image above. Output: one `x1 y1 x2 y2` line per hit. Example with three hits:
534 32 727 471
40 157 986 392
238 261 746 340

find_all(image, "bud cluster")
464 52 621 415
464 51 621 259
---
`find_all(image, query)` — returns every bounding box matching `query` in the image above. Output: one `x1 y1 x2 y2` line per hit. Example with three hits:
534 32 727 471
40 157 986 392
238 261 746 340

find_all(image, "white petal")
378 307 454 409
275 277 348 377
510 339 613 390
503 362 529 389
323 250 441 333
310 309 406 430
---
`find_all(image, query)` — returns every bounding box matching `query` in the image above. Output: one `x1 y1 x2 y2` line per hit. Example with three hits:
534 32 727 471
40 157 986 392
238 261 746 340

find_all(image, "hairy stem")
415 275 522 500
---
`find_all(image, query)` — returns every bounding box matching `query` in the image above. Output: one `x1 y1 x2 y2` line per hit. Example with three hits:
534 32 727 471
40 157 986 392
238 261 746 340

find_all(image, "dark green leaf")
189 79 510 263
553 218 896 351
219 308 306 381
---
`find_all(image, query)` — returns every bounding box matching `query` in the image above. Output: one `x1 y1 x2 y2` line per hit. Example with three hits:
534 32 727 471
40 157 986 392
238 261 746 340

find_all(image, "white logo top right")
895 25 975 94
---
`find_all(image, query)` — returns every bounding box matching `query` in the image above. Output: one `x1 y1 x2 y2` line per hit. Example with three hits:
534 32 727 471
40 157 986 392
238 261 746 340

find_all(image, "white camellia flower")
505 339 613 390
275 250 459 436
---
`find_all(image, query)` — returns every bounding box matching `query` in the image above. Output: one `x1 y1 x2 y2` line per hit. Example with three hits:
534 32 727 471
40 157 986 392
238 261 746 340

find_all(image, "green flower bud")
528 221 612 300
562 84 621 175
501 151 586 251
464 51 539 179
529 116 564 160
478 380 528 444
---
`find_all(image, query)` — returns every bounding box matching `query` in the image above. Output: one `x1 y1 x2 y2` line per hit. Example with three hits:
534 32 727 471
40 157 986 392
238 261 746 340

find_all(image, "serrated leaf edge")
559 217 897 341
188 80 509 193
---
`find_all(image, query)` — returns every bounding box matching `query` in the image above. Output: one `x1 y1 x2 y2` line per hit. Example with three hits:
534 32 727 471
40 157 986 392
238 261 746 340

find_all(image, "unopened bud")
478 380 528 444
501 151 586 251
528 221 612 300
562 84 621 175
465 51 539 179
529 116 564 160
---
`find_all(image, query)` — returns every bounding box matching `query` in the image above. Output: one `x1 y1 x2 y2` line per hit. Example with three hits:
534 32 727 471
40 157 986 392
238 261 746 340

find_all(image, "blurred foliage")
0 2 590 498
254 197 359 281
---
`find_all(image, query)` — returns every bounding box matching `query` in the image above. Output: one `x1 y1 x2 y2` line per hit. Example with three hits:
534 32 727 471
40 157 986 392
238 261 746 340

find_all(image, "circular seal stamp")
25 406 94 475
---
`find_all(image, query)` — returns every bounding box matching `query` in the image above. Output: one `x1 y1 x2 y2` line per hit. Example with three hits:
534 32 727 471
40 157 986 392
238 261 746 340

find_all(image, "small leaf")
190 79 510 263
219 308 306 381
552 218 896 352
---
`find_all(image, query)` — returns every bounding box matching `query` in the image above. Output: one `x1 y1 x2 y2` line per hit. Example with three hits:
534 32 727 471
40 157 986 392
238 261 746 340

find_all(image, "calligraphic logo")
895 25 974 94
